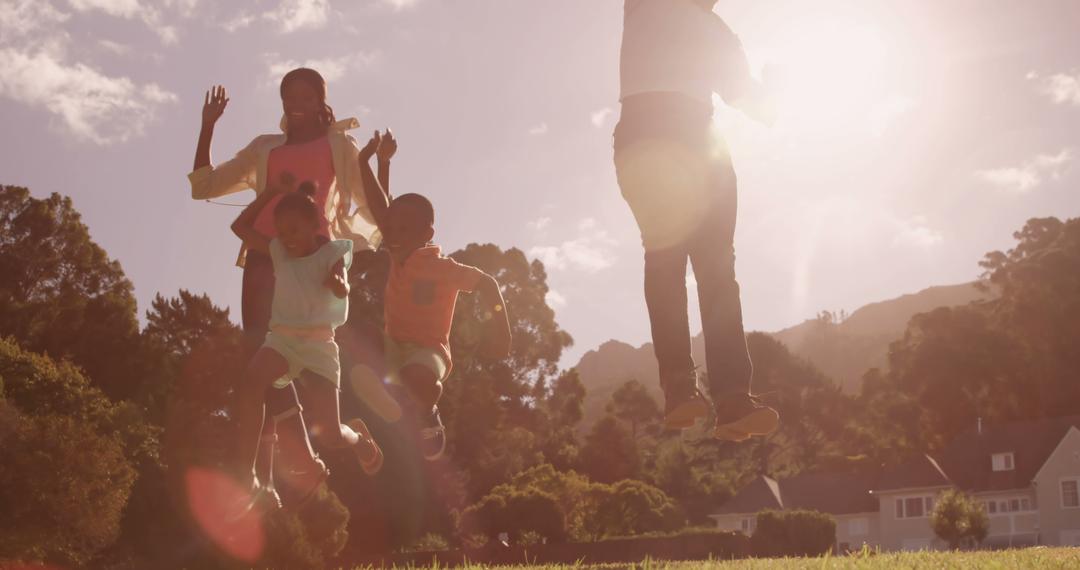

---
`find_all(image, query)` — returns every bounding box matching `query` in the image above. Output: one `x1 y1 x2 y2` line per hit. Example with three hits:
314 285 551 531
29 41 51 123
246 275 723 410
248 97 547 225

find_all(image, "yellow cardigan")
187 117 381 266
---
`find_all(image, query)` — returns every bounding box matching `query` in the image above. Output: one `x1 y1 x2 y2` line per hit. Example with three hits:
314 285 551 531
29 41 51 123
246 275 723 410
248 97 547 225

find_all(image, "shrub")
750 510 836 557
460 488 567 544
931 489 989 549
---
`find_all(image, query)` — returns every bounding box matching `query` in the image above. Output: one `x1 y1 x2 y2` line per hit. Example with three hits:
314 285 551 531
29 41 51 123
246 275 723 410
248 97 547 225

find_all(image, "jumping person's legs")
687 144 778 442
241 252 323 494
398 363 447 461
614 109 713 429
294 371 382 474
233 347 289 490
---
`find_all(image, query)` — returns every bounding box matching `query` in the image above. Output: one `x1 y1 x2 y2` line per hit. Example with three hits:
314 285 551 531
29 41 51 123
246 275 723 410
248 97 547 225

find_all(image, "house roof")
714 470 879 516
937 415 1080 493
872 454 952 493
714 476 783 515
713 415 1080 517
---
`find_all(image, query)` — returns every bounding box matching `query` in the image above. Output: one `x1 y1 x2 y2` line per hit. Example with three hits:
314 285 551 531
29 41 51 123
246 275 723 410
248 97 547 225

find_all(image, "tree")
606 379 660 439
540 370 586 471
460 488 567 544
580 415 640 484
0 186 141 400
931 490 989 550
852 217 1080 454
587 479 682 539
0 338 137 567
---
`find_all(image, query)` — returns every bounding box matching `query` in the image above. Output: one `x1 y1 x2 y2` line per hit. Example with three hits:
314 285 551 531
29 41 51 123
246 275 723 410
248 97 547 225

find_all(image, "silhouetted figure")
616 0 778 440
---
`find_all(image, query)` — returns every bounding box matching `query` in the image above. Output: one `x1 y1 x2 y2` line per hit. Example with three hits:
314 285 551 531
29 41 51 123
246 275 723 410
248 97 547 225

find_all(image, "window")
992 453 1015 471
740 517 755 533
987 501 998 514
1063 479 1079 509
848 518 869 536
1009 498 1020 512
1020 497 1032 511
896 495 935 519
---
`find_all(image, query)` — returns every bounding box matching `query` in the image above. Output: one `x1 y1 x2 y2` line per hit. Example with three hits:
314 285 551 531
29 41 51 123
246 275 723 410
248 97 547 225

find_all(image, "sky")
1 0 1079 367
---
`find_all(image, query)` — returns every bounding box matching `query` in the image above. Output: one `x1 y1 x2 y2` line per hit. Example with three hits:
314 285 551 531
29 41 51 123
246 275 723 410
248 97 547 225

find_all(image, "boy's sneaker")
714 394 779 442
663 388 711 430
420 406 447 461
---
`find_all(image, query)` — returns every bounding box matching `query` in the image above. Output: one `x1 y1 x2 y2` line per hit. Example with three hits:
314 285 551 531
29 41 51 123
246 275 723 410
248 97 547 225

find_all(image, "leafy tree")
587 479 682 539
539 370 586 471
931 490 989 550
606 379 660 439
0 186 141 400
0 338 137 567
581 415 640 484
438 244 572 497
460 488 567 544
853 217 1080 453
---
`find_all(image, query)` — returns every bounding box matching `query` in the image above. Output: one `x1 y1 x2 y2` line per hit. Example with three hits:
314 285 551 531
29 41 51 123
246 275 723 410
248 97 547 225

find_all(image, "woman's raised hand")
202 85 230 127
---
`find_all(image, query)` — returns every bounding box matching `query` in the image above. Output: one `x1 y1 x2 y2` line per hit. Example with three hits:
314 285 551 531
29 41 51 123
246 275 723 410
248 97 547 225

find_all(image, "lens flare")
184 467 265 563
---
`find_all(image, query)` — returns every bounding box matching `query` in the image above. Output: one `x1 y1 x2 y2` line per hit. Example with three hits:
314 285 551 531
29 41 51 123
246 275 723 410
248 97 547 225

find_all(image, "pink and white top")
253 135 336 239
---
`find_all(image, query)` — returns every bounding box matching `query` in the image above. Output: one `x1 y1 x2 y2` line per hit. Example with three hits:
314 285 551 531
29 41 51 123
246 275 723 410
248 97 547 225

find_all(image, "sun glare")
756 17 903 139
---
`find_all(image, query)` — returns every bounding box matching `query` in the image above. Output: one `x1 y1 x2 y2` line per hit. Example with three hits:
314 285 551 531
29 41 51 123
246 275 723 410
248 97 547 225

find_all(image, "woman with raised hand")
189 68 390 507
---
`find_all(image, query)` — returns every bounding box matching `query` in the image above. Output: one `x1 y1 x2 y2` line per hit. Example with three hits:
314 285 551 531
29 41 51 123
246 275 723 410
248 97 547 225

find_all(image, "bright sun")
750 16 907 140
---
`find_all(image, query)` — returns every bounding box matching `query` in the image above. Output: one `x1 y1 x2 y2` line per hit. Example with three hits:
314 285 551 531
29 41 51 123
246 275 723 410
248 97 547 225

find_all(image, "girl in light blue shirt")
230 180 383 512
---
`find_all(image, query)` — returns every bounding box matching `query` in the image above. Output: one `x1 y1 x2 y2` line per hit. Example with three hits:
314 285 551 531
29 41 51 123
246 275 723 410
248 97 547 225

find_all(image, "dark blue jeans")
613 94 752 403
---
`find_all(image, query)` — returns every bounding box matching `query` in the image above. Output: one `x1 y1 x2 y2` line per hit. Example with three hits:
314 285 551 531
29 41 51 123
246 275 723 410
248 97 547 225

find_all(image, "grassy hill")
574 282 991 430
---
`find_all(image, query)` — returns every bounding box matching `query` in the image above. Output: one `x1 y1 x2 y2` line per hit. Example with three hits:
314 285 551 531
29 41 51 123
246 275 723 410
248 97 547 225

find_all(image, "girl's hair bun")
297 181 318 198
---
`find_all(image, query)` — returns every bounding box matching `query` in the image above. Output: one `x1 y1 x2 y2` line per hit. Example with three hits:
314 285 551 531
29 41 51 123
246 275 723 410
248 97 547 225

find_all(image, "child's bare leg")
234 348 289 486
266 384 322 471
255 418 277 486
399 364 441 411
295 372 379 466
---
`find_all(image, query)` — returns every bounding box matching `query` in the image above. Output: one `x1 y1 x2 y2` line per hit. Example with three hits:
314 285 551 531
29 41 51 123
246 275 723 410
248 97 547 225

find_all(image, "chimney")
977 417 983 435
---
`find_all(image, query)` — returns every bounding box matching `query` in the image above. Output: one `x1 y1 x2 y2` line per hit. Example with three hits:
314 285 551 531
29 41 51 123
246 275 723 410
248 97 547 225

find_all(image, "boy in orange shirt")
351 130 512 460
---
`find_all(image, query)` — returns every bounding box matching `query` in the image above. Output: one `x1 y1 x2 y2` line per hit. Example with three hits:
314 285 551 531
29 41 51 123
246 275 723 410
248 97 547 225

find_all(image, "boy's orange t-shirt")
384 245 484 368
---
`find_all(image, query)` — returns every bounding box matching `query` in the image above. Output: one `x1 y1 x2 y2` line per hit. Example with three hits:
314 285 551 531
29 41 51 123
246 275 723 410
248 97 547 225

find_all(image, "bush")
0 339 138 567
460 488 567 544
932 489 989 549
750 510 836 557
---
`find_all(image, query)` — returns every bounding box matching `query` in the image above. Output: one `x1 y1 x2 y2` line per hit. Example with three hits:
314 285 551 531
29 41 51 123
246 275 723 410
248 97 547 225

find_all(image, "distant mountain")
574 282 991 429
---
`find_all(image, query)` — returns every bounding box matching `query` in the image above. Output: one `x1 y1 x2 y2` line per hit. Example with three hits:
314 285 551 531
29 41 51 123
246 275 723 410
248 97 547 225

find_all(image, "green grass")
358 547 1080 569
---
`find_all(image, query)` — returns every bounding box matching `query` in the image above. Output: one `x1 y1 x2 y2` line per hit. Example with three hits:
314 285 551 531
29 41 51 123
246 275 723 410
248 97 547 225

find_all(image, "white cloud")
893 216 943 248
266 52 380 83
527 216 551 232
0 1 69 37
530 218 617 273
380 0 421 10
263 0 330 33
67 0 178 44
97 38 130 55
591 107 613 128
545 290 567 308
0 47 176 144
528 123 549 136
1030 71 1080 106
976 149 1074 193
222 12 255 32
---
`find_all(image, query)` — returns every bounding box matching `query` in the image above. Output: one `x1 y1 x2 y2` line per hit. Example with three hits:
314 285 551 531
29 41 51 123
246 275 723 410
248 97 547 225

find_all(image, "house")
710 416 1080 551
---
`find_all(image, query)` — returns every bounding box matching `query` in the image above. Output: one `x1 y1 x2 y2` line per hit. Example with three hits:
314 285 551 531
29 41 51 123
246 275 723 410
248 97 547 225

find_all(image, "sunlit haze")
2 0 1078 364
